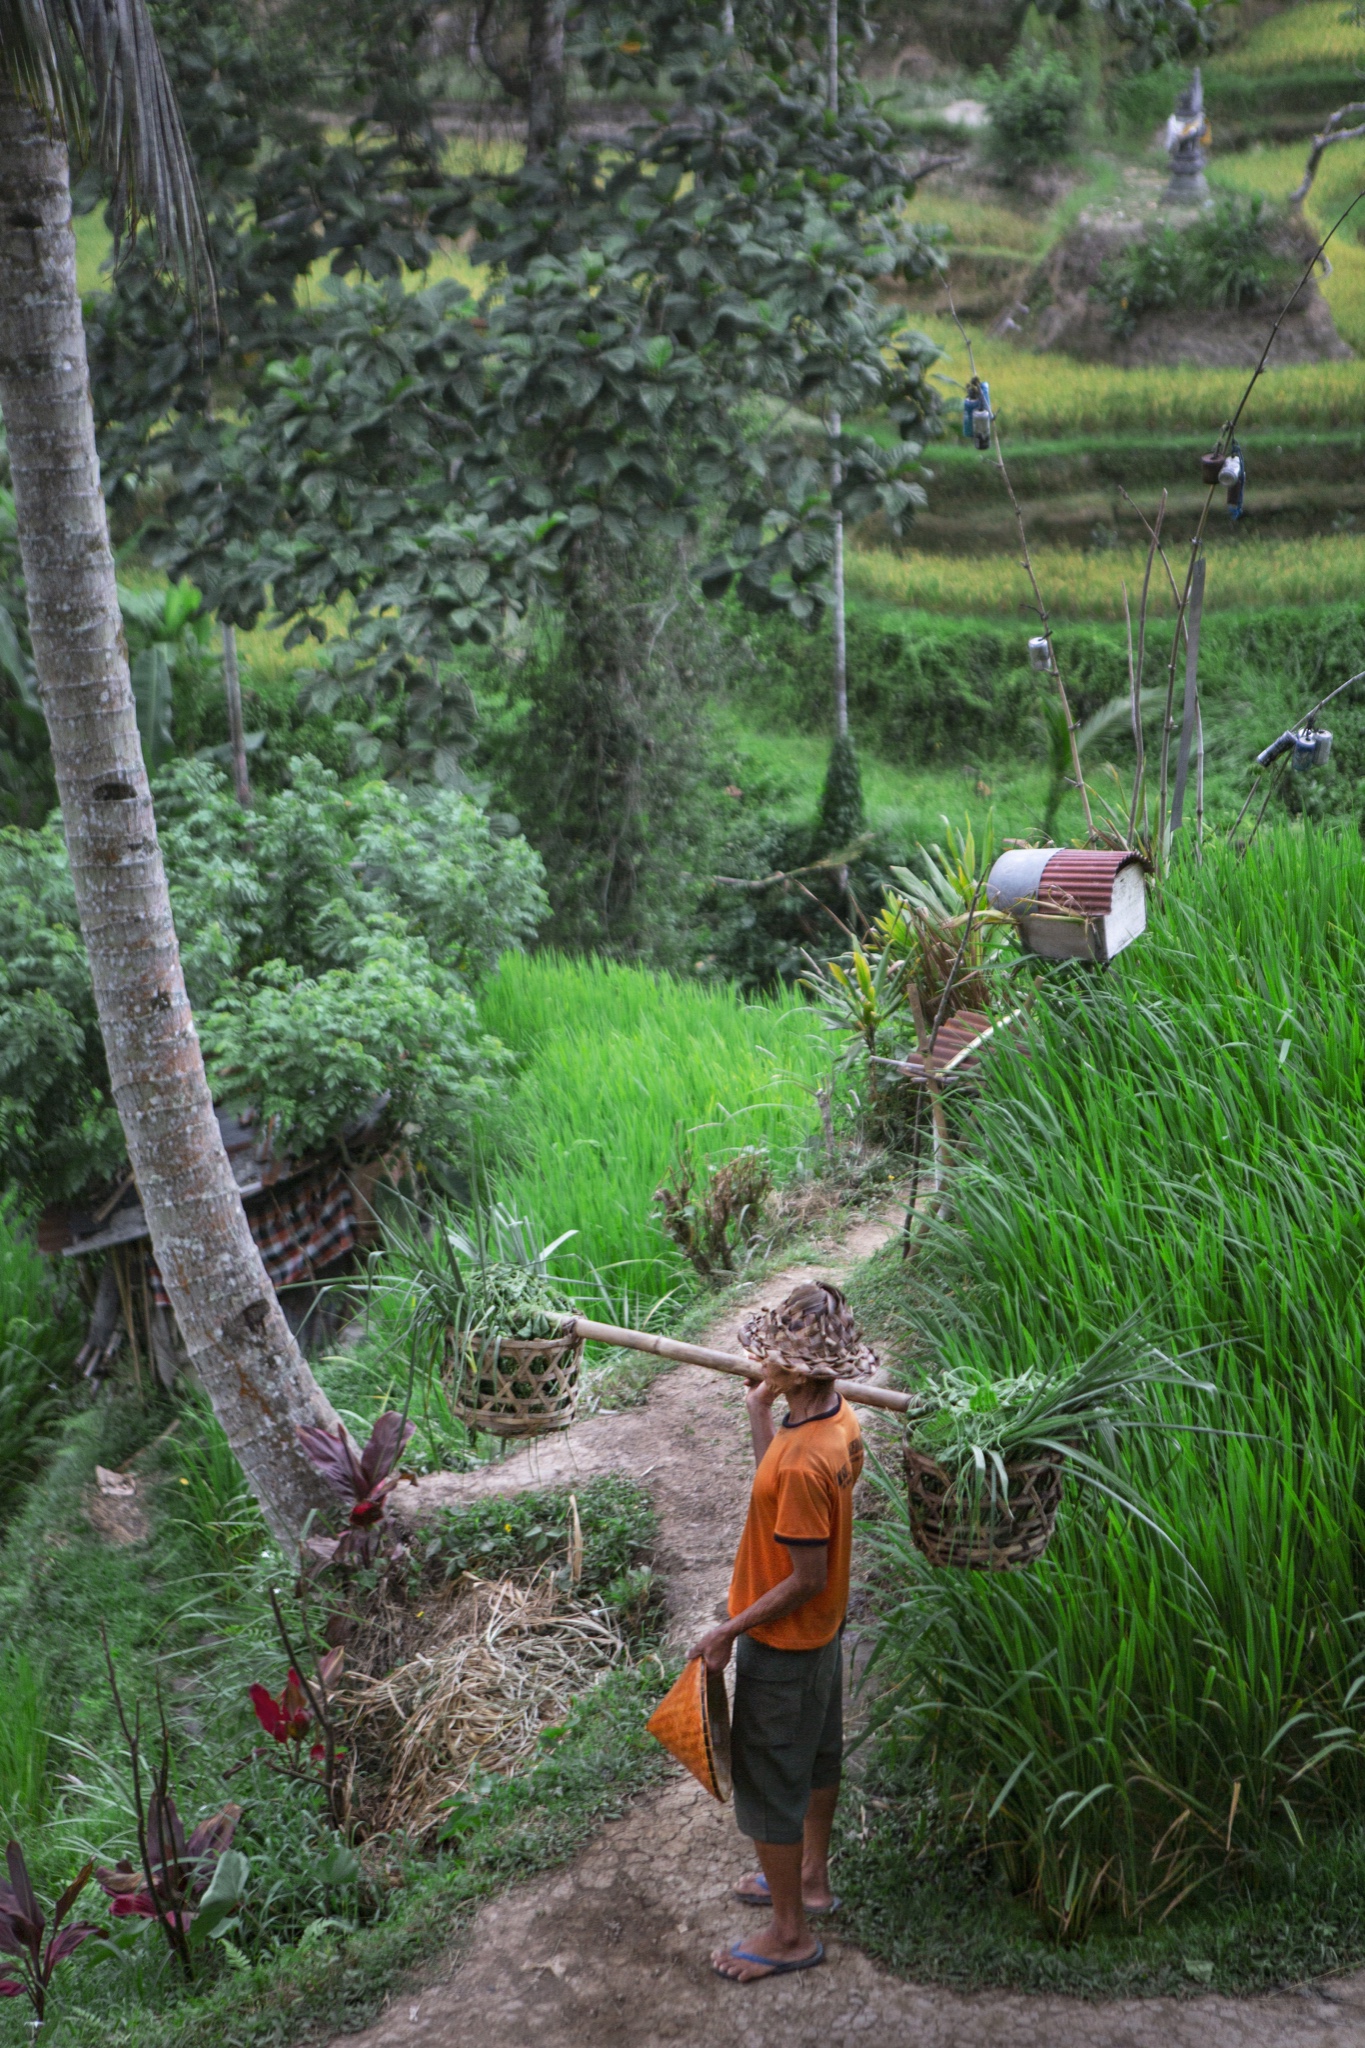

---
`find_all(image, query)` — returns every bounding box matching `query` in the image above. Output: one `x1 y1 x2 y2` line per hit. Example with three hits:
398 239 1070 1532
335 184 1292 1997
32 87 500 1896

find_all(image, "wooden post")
222 620 252 808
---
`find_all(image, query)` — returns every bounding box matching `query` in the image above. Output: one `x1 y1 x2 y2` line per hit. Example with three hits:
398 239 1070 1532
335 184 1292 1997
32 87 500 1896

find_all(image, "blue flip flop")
713 1939 825 1981
732 1874 842 1915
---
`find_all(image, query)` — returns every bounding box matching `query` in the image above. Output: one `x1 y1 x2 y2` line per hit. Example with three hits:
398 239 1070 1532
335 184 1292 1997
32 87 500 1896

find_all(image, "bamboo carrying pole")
568 1316 918 1416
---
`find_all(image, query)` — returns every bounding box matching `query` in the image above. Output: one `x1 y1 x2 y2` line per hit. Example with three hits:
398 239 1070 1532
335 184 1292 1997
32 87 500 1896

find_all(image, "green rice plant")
908 1328 1213 1507
848 532 1365 620
0 1646 51 1834
910 193 1046 259
865 829 1365 1938
915 316 1365 435
1213 0 1365 72
473 952 828 1298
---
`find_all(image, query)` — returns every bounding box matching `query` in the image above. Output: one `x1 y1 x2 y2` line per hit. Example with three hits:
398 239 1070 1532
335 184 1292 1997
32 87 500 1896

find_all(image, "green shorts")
730 1631 844 1847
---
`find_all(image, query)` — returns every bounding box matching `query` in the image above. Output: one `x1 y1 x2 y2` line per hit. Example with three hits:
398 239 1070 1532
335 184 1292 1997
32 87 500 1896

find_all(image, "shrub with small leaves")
1095 197 1276 339
983 48 1084 176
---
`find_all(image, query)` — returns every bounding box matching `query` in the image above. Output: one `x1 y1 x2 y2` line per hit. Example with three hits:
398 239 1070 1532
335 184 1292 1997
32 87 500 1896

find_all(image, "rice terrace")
7 0 1365 2041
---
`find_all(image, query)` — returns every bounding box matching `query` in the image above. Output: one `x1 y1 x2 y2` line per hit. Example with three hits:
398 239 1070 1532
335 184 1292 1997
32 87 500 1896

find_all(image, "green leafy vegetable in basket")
909 1324 1217 1515
446 1206 577 1341
368 1199 577 1345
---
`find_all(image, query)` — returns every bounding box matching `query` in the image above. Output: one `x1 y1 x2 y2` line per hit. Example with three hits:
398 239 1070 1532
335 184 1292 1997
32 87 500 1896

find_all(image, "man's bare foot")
731 1869 839 1913
711 1923 824 1982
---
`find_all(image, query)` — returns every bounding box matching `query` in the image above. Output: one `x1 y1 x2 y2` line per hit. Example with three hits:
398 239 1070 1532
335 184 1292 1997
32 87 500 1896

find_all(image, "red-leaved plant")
0 1840 100 2024
93 1799 240 1934
250 1666 326 1759
100 1623 243 1980
296 1411 415 1568
229 1595 350 1826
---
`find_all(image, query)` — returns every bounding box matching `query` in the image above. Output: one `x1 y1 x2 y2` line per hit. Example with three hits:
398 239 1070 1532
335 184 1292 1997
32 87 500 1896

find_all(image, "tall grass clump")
0 1194 79 1505
475 953 827 1296
0 1646 50 1835
869 831 1365 1936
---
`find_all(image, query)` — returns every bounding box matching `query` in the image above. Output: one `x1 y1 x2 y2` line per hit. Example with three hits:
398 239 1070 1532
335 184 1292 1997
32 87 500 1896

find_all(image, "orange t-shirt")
728 1396 864 1651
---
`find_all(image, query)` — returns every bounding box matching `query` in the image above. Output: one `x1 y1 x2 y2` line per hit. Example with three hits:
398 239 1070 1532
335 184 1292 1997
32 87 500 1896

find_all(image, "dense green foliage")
435 1477 657 1609
1095 196 1280 339
1100 0 1231 73
73 0 952 954
983 45 1085 174
99 0 942 674
0 1373 666 2045
816 732 868 855
0 760 545 1198
0 1197 81 1506
859 832 1365 1934
729 598 1365 783
471 564 744 961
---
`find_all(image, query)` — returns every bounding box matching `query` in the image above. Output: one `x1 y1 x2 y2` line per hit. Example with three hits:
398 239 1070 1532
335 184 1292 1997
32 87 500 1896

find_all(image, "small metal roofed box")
986 848 1150 966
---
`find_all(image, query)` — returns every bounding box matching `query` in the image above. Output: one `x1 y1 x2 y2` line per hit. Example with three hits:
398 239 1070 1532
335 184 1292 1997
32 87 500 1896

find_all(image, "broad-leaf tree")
142 0 940 914
85 0 942 945
0 0 346 1543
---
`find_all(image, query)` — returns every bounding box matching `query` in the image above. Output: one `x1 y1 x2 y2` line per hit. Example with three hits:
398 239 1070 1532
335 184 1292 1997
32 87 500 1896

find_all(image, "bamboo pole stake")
1155 191 1365 866
568 1316 919 1415
222 622 252 807
940 280 1093 840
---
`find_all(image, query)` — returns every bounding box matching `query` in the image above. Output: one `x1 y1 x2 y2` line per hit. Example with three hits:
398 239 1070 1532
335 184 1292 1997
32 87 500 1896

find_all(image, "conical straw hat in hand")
646 1657 732 1801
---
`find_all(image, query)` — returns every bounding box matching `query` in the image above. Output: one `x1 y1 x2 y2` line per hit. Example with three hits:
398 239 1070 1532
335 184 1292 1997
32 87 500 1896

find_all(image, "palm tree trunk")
826 0 848 745
0 79 342 1548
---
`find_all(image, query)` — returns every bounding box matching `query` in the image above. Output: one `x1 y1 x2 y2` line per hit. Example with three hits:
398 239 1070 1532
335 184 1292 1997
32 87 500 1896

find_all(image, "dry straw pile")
347 1573 627 1838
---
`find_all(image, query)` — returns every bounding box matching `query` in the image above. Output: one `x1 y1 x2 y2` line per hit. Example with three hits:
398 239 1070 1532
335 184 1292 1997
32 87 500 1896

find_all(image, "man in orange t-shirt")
689 1282 873 1985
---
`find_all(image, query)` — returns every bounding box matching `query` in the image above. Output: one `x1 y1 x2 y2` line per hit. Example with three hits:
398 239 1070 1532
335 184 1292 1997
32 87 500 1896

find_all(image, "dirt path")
336 1222 1365 2048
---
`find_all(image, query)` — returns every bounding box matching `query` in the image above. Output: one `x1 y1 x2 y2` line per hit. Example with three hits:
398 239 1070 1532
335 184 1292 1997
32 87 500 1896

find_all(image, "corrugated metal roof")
894 1007 1023 1086
40 1100 391 1259
1038 850 1145 916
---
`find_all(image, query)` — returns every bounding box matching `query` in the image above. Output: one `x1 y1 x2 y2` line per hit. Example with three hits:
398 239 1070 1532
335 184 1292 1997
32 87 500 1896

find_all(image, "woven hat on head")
645 1657 732 1801
737 1281 877 1383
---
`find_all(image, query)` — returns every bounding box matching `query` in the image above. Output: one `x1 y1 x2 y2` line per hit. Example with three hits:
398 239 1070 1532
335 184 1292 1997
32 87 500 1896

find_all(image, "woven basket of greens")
366 1201 583 1440
442 1217 582 1438
903 1440 1062 1570
902 1331 1211 1572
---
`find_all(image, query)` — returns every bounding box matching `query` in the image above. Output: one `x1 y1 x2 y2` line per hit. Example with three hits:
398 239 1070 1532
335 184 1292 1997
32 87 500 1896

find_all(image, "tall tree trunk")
0 80 342 1549
825 0 847 744
525 0 566 162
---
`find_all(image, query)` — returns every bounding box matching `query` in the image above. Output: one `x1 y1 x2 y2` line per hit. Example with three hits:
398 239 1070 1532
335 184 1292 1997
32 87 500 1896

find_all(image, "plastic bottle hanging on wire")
962 377 992 451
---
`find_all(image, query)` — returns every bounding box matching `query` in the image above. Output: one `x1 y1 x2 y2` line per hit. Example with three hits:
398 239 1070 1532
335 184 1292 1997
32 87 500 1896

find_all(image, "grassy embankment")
849 530 1365 618
0 933 840 2041
723 594 1365 853
840 827 1365 1987
0 1378 667 2047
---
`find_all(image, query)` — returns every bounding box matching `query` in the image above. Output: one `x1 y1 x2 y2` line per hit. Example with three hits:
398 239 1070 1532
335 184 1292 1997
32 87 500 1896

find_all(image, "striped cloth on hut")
147 1165 358 1307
